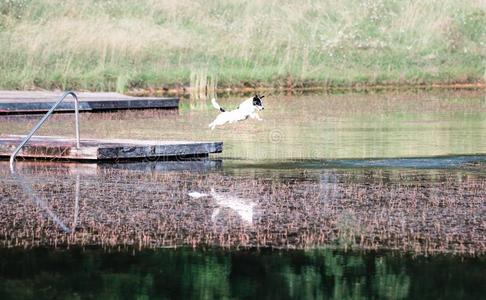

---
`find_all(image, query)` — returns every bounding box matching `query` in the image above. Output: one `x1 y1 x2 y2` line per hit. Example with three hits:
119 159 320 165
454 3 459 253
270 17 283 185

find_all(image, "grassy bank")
0 0 485 92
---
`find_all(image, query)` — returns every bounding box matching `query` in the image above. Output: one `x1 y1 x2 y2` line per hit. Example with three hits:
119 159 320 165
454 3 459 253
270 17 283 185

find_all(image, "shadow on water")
330 155 486 169
0 247 484 300
225 155 486 171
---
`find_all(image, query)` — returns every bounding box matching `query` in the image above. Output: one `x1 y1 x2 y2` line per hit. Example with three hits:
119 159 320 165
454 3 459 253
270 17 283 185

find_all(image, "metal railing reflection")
12 172 80 234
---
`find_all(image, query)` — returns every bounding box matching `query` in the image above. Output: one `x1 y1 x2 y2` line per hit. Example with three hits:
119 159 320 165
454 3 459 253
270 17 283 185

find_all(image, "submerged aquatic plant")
0 162 484 255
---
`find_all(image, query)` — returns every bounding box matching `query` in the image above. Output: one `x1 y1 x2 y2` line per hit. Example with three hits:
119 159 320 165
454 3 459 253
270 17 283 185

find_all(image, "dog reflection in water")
188 188 256 225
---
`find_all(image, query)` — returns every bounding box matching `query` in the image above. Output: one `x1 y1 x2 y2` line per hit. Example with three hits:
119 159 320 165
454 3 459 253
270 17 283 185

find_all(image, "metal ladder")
9 91 81 172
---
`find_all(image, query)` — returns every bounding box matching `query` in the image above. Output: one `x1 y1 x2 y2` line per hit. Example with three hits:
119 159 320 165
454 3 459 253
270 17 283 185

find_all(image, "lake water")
0 90 485 298
0 247 485 299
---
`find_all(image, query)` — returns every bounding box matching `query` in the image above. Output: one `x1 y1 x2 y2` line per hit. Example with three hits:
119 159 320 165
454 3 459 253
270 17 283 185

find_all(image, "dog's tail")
211 98 225 112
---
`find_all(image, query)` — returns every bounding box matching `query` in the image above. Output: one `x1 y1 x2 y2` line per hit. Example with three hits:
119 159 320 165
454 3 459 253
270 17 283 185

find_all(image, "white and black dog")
208 94 265 130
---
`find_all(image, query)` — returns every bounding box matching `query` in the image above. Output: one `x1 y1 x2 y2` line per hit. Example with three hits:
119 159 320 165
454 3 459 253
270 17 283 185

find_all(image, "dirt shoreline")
5 81 483 97
126 81 486 97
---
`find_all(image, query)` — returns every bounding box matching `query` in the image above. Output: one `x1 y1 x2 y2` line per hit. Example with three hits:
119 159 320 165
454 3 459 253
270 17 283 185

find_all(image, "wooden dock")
0 136 222 161
0 91 178 114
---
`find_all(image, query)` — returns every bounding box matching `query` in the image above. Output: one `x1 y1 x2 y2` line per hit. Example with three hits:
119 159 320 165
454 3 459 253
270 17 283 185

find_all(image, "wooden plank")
0 91 136 100
0 135 223 161
0 91 179 114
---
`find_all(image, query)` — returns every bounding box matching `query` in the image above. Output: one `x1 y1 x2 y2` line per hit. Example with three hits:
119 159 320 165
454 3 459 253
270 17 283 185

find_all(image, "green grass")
0 0 485 92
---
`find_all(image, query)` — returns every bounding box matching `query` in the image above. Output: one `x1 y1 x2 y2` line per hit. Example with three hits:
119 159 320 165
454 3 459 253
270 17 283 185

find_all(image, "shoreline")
4 80 483 97
128 81 486 97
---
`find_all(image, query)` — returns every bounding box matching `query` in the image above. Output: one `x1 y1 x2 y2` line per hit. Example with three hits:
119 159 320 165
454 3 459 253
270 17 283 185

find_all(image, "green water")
0 90 485 299
0 247 484 300
1 90 485 160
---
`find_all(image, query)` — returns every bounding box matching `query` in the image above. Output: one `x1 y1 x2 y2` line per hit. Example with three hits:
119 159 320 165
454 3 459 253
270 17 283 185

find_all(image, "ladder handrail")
10 91 81 172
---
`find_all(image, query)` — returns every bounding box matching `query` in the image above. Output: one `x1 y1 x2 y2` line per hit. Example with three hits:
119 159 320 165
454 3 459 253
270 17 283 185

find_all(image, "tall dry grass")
0 0 485 91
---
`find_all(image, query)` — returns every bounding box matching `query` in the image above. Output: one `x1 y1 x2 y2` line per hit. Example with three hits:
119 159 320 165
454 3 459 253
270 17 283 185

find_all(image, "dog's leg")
250 112 263 121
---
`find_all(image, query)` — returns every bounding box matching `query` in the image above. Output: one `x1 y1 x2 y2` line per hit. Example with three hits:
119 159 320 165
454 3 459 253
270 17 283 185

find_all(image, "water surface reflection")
0 247 484 299
1 158 484 254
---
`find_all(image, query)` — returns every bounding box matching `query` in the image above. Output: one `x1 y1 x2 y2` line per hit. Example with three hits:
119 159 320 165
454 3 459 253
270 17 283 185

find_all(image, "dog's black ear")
260 95 265 99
